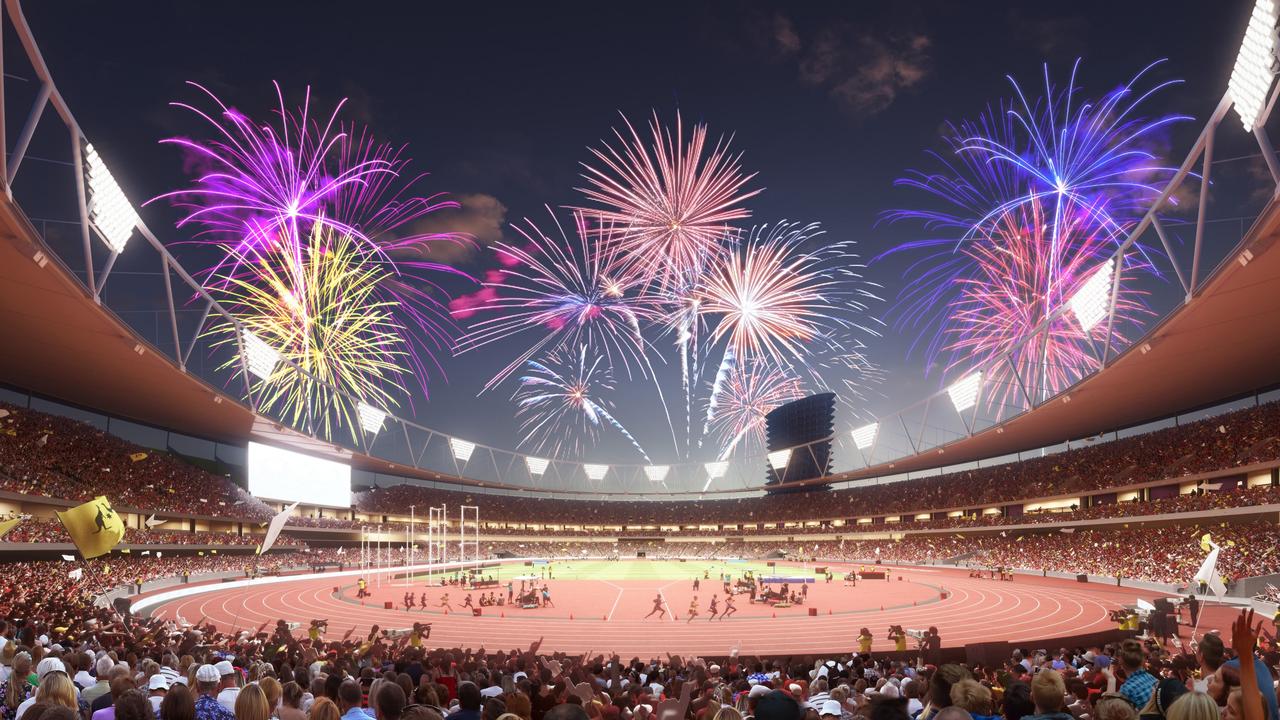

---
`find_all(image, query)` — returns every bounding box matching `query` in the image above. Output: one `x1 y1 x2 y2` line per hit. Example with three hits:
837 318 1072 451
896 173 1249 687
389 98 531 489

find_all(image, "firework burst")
577 111 761 290
708 360 804 460
943 197 1151 414
513 344 651 462
209 224 411 441
882 60 1185 386
156 83 471 431
453 209 664 392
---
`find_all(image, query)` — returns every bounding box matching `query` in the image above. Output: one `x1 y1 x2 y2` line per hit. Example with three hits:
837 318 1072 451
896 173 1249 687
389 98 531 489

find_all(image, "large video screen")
247 441 351 508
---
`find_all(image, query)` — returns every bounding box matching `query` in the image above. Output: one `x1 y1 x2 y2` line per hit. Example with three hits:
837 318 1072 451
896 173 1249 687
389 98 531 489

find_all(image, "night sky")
19 1 1261 465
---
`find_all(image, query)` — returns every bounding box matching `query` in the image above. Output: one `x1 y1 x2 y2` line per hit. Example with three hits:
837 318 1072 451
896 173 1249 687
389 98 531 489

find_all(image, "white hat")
149 675 170 691
214 661 235 676
709 665 721 674
36 635 49 647
748 685 772 699
49 644 64 653
821 701 842 717
513 672 528 682
879 684 900 699
172 676 188 686
36 658 66 679
789 684 802 695
196 664 220 683
480 686 503 698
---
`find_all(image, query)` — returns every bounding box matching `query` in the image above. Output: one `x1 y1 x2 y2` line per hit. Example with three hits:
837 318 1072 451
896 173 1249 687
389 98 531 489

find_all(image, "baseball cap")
149 675 170 691
214 660 235 676
821 701 842 717
748 685 772 699
196 664 220 683
36 658 66 679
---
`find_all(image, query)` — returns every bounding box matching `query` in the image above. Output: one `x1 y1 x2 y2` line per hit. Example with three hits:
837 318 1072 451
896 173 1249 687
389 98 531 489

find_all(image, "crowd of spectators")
0 584 1272 720
0 518 304 548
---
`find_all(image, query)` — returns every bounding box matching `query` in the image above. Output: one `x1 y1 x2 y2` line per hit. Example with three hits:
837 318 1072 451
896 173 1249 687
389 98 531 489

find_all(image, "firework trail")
513 344 651 462
881 60 1185 395
577 111 761 291
708 360 804 460
155 83 472 430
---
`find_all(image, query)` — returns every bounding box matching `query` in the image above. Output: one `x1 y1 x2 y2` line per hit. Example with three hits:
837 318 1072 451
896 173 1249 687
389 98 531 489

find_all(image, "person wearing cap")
147 675 169 715
193 665 234 720
820 700 843 720
214 662 239 713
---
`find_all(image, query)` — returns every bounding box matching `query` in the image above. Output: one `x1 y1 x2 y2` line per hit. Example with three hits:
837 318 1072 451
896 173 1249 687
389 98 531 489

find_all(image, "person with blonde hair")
258 680 281 718
1167 693 1220 720
2 652 33 720
1024 670 1071 720
950 680 998 720
308 698 339 720
712 707 743 720
34 674 78 715
235 685 271 720
1093 694 1138 720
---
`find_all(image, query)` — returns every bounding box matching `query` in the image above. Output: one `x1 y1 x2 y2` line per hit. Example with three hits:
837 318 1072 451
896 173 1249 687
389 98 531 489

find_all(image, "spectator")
161 684 195 720
235 685 271 720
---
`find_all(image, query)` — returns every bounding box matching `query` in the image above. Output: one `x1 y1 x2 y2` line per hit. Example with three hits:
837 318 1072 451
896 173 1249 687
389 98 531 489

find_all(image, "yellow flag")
56 496 125 559
1200 533 1213 552
129 452 148 462
0 518 20 540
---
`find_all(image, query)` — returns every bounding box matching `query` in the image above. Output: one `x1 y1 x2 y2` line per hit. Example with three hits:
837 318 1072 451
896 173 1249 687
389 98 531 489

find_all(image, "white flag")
68 568 83 580
1193 541 1227 598
337 547 346 555
61 554 75 561
258 501 299 555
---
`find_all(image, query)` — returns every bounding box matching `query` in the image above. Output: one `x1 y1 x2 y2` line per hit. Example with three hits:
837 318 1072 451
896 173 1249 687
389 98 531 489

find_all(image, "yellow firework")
207 222 410 441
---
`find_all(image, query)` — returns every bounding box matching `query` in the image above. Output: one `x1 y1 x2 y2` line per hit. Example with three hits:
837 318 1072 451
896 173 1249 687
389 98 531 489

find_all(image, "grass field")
410 558 824 584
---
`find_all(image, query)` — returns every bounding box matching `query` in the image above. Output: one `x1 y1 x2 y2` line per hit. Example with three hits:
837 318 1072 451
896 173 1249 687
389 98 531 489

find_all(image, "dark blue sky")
21 1 1260 465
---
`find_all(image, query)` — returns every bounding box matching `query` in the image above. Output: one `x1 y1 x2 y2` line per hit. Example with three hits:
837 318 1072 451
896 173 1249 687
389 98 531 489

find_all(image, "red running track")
147 564 1201 656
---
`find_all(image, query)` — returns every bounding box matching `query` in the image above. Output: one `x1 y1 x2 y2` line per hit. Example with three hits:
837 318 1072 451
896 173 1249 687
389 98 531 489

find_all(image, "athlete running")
643 593 667 620
708 595 719 621
687 596 699 623
438 593 453 612
721 595 737 619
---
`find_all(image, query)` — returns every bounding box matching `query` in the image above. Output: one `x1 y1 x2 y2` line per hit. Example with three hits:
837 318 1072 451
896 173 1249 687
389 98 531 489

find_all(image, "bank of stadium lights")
767 449 792 470
448 438 476 463
644 465 669 482
241 329 280 381
1069 259 1115 332
1229 0 1280 130
851 422 879 451
947 371 983 413
583 463 609 481
524 456 549 476
83 144 140 254
356 402 386 436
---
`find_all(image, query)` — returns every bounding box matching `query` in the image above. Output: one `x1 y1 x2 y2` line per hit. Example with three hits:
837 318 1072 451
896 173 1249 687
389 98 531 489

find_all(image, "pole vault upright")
460 505 480 573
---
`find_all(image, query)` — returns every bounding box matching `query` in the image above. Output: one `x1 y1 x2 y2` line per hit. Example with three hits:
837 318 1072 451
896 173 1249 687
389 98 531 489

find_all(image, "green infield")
407 558 828 583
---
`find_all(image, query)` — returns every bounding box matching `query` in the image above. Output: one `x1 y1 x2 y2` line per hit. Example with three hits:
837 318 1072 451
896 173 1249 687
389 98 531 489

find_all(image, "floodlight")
947 371 982 413
851 422 879 450
1229 0 1280 130
704 461 729 479
449 438 476 463
356 402 386 436
525 456 549 476
583 463 609 481
1069 259 1114 332
644 465 669 482
767 449 792 469
242 329 280 381
83 143 140 254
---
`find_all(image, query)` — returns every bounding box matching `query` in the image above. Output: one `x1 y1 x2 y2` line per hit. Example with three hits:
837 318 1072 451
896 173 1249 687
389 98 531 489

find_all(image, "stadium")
1 4 1280 720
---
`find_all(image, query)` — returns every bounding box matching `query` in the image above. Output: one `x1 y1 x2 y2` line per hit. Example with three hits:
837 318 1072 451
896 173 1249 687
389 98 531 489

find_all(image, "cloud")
759 13 931 118
401 193 508 265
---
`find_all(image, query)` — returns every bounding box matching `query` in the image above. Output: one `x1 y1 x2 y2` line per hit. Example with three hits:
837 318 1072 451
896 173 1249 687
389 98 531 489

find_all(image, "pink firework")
697 221 875 375
577 111 762 290
944 196 1150 415
453 209 664 393
709 361 804 459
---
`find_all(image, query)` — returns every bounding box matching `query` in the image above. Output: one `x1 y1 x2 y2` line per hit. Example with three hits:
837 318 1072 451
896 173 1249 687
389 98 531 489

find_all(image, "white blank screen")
247 441 351 508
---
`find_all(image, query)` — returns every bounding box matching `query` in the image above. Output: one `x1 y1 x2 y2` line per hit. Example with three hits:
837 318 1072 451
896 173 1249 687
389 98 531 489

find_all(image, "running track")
146 564 1194 656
